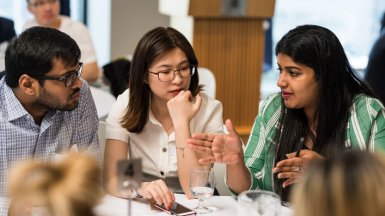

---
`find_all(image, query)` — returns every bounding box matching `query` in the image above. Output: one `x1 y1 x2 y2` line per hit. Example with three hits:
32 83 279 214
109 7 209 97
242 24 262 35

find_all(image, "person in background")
7 153 102 216
0 17 16 44
188 25 385 202
292 151 385 216
23 0 100 82
103 27 223 208
0 17 17 72
0 26 100 214
364 12 385 105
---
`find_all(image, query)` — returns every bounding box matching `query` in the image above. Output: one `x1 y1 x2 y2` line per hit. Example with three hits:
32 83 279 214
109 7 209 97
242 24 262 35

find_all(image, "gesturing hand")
273 150 324 188
187 119 244 165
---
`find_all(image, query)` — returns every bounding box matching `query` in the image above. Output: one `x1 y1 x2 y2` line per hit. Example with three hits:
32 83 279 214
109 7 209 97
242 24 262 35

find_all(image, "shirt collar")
147 96 162 127
148 108 162 127
2 79 58 123
3 80 30 121
148 108 176 141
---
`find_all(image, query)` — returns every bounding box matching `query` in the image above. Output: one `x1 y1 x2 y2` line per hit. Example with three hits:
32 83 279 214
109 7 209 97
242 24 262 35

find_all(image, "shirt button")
160 171 164 176
162 148 167 152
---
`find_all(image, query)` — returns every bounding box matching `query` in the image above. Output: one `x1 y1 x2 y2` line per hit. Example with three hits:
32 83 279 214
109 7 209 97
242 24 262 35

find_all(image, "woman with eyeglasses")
103 27 223 208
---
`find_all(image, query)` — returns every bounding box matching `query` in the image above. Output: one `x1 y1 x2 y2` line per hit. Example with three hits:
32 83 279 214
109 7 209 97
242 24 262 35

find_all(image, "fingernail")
286 154 290 158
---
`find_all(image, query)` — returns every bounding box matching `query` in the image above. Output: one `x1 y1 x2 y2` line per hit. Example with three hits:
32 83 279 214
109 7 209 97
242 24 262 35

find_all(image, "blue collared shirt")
0 77 100 198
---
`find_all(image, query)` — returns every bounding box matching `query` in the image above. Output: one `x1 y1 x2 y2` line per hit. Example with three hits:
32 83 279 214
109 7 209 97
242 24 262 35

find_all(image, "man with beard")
0 26 100 207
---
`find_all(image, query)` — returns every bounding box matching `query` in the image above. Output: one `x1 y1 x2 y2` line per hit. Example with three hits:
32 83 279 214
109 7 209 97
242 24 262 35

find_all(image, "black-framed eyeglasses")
29 0 59 8
148 65 196 82
34 62 83 87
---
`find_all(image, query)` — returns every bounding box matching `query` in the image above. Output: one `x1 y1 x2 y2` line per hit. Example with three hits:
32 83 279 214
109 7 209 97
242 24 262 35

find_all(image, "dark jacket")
0 17 16 43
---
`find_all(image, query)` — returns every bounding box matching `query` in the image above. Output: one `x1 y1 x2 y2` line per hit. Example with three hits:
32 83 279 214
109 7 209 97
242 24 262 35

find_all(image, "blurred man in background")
23 0 100 82
0 17 16 72
364 12 385 105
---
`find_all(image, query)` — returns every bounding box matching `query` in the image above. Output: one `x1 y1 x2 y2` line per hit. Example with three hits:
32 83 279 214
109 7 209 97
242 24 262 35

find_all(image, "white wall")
87 0 111 66
159 0 193 43
110 0 169 61
87 0 169 66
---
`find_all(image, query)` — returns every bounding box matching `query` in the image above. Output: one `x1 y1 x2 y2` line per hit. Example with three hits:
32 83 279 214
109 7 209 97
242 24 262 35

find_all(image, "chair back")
213 124 232 196
198 67 216 98
98 121 107 165
213 163 230 195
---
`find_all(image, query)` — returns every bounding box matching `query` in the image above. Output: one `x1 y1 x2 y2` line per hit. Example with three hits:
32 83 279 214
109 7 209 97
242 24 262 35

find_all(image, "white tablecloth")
94 194 293 216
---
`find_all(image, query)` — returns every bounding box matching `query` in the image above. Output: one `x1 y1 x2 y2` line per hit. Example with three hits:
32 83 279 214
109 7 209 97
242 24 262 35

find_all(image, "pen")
295 137 305 157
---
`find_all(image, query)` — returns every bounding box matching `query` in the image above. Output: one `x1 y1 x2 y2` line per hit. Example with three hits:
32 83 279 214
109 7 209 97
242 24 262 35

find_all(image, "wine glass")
189 166 216 214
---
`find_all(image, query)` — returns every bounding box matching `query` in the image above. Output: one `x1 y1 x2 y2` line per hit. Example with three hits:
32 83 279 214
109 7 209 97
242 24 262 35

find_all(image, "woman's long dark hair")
273 25 374 201
121 27 200 133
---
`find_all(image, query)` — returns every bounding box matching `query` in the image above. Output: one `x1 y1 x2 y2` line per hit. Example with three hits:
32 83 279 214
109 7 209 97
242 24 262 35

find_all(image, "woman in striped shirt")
188 25 385 202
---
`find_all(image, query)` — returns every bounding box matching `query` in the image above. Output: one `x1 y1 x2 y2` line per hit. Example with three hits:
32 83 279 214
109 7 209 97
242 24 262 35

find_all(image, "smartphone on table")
154 201 196 215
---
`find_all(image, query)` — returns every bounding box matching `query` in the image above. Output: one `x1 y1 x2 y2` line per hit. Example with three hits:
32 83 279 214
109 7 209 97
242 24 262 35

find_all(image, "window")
272 0 385 71
261 0 385 98
0 0 31 33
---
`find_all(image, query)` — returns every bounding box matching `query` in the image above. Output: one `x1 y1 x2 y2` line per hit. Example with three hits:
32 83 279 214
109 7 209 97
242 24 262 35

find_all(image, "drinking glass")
189 166 216 214
237 190 281 216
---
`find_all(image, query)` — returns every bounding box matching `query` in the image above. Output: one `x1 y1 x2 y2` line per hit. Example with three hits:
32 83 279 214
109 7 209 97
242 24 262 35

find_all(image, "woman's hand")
138 179 175 209
187 119 244 165
167 91 202 127
272 150 324 188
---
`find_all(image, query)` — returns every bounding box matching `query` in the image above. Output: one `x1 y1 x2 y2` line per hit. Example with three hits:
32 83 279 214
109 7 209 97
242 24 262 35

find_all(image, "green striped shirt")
243 93 385 192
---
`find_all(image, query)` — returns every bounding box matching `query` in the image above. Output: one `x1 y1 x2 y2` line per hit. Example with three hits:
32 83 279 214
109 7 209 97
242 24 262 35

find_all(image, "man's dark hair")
4 26 80 88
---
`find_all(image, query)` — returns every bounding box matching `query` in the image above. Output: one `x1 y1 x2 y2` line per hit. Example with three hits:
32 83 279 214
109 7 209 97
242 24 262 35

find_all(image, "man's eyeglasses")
34 62 83 87
29 0 59 8
148 65 196 82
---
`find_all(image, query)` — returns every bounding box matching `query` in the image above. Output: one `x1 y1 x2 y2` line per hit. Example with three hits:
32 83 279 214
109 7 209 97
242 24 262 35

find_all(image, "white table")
90 86 116 119
94 194 293 216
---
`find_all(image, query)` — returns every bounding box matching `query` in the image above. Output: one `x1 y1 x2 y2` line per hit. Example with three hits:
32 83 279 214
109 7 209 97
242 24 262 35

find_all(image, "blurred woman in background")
7 153 102 216
292 151 385 216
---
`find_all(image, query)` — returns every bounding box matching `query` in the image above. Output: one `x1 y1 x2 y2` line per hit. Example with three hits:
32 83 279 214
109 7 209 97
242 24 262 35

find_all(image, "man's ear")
19 74 38 95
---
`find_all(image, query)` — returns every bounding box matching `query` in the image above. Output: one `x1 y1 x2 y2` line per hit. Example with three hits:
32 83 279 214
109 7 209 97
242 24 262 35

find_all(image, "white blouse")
105 89 223 178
